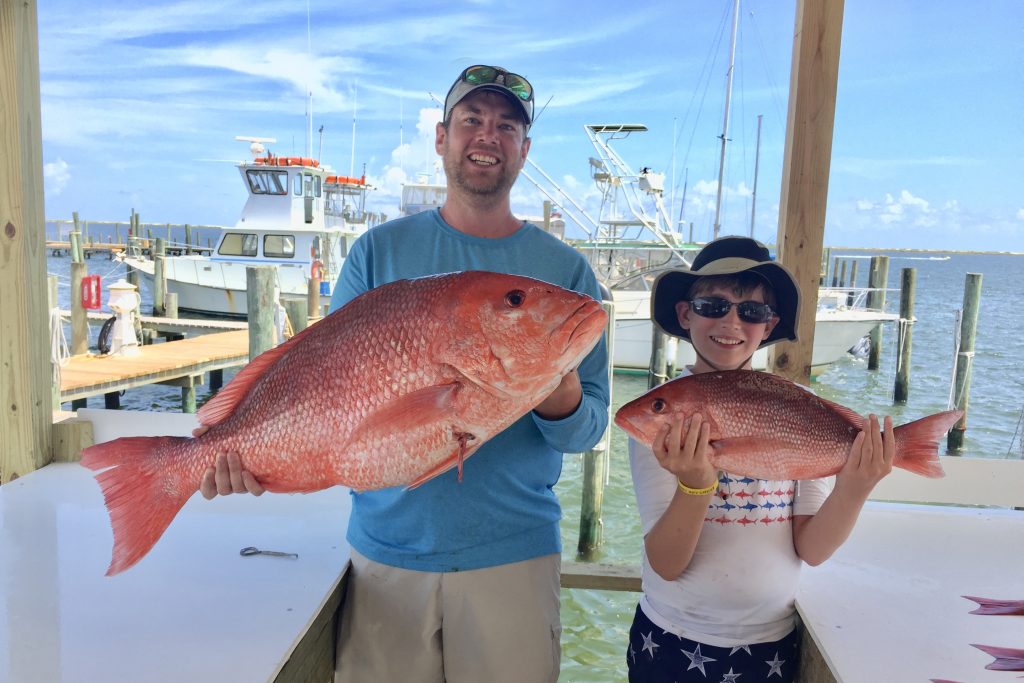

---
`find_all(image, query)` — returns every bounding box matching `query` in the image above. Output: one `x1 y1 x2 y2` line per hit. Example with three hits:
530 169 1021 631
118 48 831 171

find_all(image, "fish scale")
614 369 960 481
81 271 607 575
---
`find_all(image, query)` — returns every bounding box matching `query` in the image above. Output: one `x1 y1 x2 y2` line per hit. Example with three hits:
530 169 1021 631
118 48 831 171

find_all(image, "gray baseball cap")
443 65 534 128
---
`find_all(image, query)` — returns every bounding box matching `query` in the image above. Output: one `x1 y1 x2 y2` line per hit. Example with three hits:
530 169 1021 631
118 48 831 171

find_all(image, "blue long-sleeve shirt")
329 209 610 571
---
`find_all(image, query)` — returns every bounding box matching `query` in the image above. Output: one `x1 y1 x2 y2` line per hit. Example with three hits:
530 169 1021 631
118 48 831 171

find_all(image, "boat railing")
817 286 900 312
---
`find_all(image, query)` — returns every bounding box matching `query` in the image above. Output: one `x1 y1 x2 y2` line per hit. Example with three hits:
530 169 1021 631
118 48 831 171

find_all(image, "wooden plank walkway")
60 309 248 335
58 329 249 403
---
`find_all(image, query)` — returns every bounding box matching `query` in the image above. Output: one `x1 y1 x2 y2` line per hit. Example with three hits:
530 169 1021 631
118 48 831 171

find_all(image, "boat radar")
234 135 278 159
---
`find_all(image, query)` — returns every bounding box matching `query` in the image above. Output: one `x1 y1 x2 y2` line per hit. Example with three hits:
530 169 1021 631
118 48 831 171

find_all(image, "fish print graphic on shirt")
705 473 795 527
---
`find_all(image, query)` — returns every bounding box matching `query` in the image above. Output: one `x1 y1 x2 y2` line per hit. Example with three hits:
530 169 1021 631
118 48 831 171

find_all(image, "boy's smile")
675 284 778 372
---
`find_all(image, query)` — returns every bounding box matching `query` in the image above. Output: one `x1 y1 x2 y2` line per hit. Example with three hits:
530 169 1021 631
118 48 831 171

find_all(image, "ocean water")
46 248 1024 681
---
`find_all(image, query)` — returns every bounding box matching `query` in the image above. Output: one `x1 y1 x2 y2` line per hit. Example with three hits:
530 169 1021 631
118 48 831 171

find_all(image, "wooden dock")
58 329 249 404
60 309 248 336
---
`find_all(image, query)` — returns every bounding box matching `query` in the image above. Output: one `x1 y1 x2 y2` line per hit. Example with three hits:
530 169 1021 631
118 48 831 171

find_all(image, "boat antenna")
713 0 740 240
318 125 324 163
305 0 313 158
350 84 358 178
750 113 762 238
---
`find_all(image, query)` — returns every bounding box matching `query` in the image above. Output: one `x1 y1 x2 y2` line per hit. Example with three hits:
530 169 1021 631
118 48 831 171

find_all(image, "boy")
626 236 894 682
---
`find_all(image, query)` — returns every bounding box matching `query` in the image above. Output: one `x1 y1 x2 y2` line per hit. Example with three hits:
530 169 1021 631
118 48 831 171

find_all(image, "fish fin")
963 595 1024 616
81 436 195 576
197 342 290 427
348 382 462 446
406 432 479 490
971 643 1024 671
892 410 962 478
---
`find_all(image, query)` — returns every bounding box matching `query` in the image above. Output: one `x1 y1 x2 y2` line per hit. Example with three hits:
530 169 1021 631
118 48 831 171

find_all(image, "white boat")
122 137 381 317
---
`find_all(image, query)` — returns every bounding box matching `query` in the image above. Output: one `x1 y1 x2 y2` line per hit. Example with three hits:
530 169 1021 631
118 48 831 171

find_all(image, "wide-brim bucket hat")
651 236 800 347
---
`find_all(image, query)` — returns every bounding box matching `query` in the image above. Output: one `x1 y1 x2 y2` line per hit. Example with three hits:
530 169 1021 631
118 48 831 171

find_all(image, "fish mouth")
612 410 642 441
561 299 607 361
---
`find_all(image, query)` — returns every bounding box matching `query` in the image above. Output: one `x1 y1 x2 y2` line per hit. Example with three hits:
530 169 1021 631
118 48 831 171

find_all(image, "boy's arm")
642 416 719 580
793 414 894 566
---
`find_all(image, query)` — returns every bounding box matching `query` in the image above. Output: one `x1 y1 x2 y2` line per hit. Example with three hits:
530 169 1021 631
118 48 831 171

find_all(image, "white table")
796 502 1024 683
1 409 351 683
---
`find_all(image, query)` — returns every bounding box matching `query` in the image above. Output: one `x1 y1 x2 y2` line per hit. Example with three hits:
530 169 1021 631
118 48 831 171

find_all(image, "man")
203 65 610 683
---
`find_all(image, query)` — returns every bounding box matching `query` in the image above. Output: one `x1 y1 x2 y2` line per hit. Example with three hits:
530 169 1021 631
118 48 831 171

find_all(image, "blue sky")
37 0 1024 252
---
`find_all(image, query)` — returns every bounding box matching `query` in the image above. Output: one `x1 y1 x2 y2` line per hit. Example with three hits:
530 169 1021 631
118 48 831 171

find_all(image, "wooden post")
893 268 916 404
1 0 54 482
947 273 982 451
70 229 82 263
126 236 140 288
831 257 840 287
48 275 60 409
185 224 193 255
165 292 178 320
153 237 165 315
847 259 859 306
307 277 321 320
247 266 277 359
769 0 845 385
648 330 668 389
284 297 308 335
866 255 889 370
838 259 847 288
70 261 89 355
819 247 831 285
578 300 615 558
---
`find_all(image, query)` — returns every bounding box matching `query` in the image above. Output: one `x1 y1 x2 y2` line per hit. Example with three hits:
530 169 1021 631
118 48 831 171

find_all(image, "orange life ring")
310 260 324 280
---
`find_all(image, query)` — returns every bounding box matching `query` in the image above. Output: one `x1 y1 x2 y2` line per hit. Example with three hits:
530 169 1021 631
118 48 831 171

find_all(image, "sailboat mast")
712 0 740 240
750 113 762 237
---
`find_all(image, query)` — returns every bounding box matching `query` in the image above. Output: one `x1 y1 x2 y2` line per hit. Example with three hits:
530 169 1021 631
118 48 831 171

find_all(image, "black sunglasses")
689 297 775 324
460 65 533 102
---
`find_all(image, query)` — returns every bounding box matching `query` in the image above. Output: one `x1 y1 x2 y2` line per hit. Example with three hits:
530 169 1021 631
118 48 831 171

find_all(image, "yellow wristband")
677 478 717 496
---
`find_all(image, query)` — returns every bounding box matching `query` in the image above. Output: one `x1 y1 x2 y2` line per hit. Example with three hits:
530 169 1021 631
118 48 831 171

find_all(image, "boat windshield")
263 234 295 259
247 169 288 195
219 232 259 257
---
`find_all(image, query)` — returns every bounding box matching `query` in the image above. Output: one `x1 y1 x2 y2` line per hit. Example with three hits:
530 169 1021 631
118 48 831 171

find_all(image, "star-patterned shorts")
626 604 799 682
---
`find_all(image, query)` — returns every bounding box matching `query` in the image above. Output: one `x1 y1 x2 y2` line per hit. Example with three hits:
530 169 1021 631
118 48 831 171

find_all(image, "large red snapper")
614 370 959 480
81 271 607 575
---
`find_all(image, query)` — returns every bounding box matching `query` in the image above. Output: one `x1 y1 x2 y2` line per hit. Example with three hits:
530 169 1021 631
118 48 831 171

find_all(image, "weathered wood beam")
770 0 846 384
1 0 52 483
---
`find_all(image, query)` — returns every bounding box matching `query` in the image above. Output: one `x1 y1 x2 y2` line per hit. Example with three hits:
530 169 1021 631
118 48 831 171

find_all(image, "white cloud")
44 158 71 196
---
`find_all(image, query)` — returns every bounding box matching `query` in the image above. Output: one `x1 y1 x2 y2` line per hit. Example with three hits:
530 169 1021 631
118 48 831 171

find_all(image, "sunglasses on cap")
459 65 533 103
689 297 776 324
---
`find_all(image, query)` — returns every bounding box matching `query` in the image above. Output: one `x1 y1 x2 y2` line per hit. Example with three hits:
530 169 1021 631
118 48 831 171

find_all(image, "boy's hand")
651 413 717 491
836 414 894 499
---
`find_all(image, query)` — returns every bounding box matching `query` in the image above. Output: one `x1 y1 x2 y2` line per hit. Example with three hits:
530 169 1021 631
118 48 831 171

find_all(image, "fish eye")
504 289 526 307
651 398 668 413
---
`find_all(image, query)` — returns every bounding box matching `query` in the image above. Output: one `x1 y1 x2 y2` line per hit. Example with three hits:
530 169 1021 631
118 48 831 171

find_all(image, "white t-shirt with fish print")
628 372 832 647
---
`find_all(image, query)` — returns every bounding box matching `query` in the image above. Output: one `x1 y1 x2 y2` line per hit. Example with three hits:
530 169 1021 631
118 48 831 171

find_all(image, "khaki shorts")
335 549 561 683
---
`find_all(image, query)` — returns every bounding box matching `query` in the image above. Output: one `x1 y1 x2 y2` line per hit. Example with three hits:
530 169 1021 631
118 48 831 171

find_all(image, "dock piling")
578 300 615 559
893 268 916 403
866 255 890 370
70 261 89 356
947 273 982 451
154 238 166 316
246 266 277 358
648 330 668 389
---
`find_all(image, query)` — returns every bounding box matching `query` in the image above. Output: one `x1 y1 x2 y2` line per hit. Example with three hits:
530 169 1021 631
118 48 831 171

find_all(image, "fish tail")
891 410 962 478
963 595 1024 616
971 643 1024 671
81 436 195 576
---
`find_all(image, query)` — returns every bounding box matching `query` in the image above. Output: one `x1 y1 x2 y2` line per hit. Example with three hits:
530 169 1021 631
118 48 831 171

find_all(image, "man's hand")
192 426 265 499
533 369 583 420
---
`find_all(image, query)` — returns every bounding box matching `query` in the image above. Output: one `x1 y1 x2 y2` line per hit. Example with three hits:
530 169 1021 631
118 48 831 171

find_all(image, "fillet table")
0 410 352 683
796 501 1024 682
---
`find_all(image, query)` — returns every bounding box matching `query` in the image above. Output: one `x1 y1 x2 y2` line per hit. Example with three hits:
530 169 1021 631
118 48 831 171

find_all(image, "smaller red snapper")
614 370 960 481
